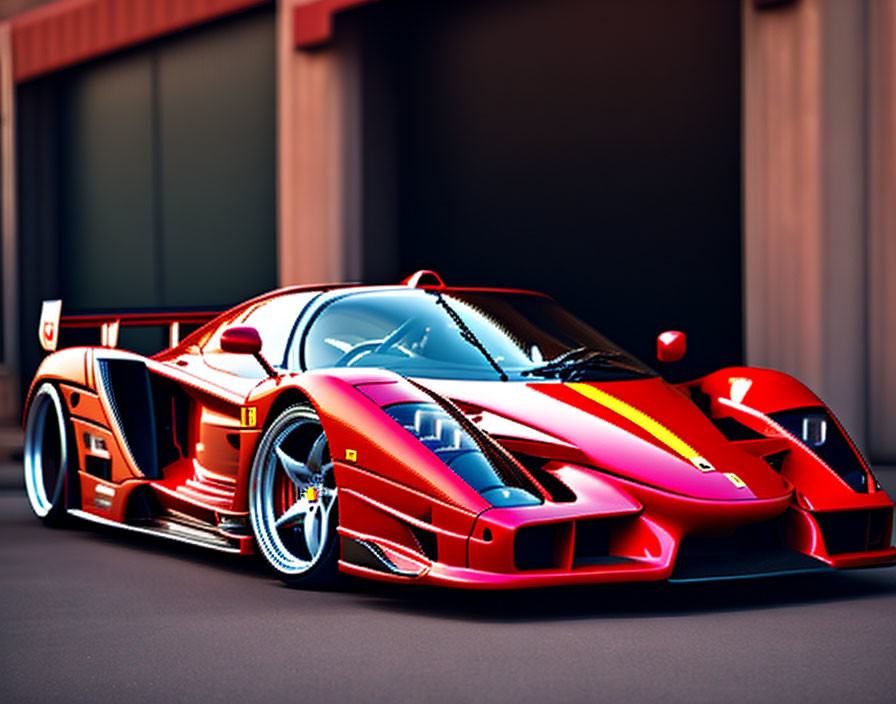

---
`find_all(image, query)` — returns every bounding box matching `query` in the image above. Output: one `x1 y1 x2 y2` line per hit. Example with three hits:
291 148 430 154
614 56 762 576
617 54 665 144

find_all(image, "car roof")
155 281 552 360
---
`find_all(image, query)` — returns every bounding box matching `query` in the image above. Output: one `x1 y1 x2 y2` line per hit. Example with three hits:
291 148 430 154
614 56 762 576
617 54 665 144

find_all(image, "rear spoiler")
39 299 221 352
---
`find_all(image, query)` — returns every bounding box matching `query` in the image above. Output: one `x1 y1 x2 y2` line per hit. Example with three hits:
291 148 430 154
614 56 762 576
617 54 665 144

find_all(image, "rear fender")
24 348 93 421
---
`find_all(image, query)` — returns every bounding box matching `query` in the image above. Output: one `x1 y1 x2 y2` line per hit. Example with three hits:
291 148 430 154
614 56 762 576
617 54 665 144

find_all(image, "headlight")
384 402 540 507
769 408 868 492
800 414 827 447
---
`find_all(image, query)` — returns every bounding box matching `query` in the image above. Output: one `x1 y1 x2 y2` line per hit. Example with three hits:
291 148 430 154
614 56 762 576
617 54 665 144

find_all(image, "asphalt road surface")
3 443 896 703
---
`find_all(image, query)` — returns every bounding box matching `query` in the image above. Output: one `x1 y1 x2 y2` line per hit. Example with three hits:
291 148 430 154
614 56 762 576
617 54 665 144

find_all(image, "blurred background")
0 0 892 463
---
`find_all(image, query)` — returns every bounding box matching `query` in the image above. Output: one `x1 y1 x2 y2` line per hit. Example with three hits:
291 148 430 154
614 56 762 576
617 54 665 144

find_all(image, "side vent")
815 509 891 554
84 456 112 481
687 386 713 416
573 518 612 565
762 450 789 472
514 518 636 571
341 537 423 577
511 453 576 503
409 525 439 562
712 416 765 441
125 484 162 523
514 523 565 570
98 360 159 479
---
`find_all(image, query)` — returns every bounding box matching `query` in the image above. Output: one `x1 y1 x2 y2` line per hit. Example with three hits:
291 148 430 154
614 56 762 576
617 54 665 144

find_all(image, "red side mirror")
657 330 686 363
220 326 263 355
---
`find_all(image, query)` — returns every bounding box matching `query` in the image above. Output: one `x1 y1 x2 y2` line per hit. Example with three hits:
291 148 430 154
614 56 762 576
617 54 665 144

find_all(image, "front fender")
687 367 888 512
246 369 489 573
692 366 823 414
248 368 489 512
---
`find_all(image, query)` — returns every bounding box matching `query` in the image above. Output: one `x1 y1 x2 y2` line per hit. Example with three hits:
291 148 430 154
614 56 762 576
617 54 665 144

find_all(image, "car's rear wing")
38 299 221 353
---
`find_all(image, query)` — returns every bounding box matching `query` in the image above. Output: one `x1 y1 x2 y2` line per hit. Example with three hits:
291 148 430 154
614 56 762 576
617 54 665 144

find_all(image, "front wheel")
23 382 75 526
248 403 340 588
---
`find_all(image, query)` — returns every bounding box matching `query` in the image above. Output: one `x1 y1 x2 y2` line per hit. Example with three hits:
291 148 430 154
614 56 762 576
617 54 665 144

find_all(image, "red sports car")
23 271 896 588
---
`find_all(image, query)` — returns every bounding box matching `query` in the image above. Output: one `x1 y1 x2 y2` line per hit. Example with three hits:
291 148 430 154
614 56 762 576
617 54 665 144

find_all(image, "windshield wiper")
522 346 589 375
432 292 508 381
522 349 644 380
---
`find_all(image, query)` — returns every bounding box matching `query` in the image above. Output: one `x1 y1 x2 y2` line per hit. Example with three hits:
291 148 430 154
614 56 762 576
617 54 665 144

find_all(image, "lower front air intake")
670 519 831 582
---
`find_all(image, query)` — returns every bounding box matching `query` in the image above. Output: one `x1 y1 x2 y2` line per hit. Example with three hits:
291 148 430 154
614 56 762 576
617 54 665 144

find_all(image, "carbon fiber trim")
341 537 422 577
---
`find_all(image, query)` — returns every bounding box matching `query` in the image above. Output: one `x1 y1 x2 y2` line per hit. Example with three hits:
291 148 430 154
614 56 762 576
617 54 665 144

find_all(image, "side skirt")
68 509 242 554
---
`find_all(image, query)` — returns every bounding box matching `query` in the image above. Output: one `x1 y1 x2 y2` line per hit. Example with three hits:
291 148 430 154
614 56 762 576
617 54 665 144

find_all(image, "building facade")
1 0 893 462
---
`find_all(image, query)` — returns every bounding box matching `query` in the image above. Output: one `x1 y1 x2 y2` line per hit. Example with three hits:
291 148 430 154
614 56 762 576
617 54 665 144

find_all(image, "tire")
24 382 76 526
248 403 340 588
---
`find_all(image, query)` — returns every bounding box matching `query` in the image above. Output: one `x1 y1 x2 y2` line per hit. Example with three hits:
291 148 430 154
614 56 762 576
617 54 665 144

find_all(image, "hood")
419 377 791 501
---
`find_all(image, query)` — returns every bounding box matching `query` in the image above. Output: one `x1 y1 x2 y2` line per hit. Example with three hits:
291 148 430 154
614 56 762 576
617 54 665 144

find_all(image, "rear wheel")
24 382 75 526
248 404 339 588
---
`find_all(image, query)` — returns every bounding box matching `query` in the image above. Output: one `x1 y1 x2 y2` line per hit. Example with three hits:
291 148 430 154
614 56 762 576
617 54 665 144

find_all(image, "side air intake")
97 360 159 479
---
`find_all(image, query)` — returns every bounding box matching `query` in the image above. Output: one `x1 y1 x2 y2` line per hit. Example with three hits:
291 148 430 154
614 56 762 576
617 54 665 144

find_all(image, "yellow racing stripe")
567 382 715 472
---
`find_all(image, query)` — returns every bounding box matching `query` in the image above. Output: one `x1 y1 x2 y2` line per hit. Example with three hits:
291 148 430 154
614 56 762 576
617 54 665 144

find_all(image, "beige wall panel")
0 22 18 420
745 3 822 387
744 0 867 449
818 1 868 452
868 0 896 461
277 0 361 287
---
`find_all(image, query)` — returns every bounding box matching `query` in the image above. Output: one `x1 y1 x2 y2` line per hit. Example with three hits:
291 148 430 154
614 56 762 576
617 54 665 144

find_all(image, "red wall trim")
11 0 271 83
292 0 378 48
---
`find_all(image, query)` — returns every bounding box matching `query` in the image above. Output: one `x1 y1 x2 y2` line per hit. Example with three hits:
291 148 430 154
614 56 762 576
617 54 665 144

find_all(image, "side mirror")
220 327 276 377
220 326 262 354
657 330 686 363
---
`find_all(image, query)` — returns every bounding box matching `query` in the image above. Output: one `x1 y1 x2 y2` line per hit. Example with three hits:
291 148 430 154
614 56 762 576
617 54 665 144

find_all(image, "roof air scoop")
401 270 445 288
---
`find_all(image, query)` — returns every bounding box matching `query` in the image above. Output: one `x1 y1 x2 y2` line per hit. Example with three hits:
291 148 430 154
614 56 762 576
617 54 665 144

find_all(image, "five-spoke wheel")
249 404 339 587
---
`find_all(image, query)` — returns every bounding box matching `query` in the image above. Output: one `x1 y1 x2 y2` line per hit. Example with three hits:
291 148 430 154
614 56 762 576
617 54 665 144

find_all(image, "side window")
304 304 399 369
240 292 318 365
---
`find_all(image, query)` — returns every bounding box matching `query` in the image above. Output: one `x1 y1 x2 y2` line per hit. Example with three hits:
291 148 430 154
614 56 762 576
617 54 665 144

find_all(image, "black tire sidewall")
25 382 75 527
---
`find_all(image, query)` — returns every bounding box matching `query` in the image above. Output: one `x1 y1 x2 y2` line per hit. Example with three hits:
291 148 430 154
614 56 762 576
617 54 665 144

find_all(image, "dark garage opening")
356 0 743 381
16 6 277 396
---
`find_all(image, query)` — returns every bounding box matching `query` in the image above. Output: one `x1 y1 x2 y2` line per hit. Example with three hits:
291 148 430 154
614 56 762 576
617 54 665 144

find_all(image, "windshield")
298 289 656 381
